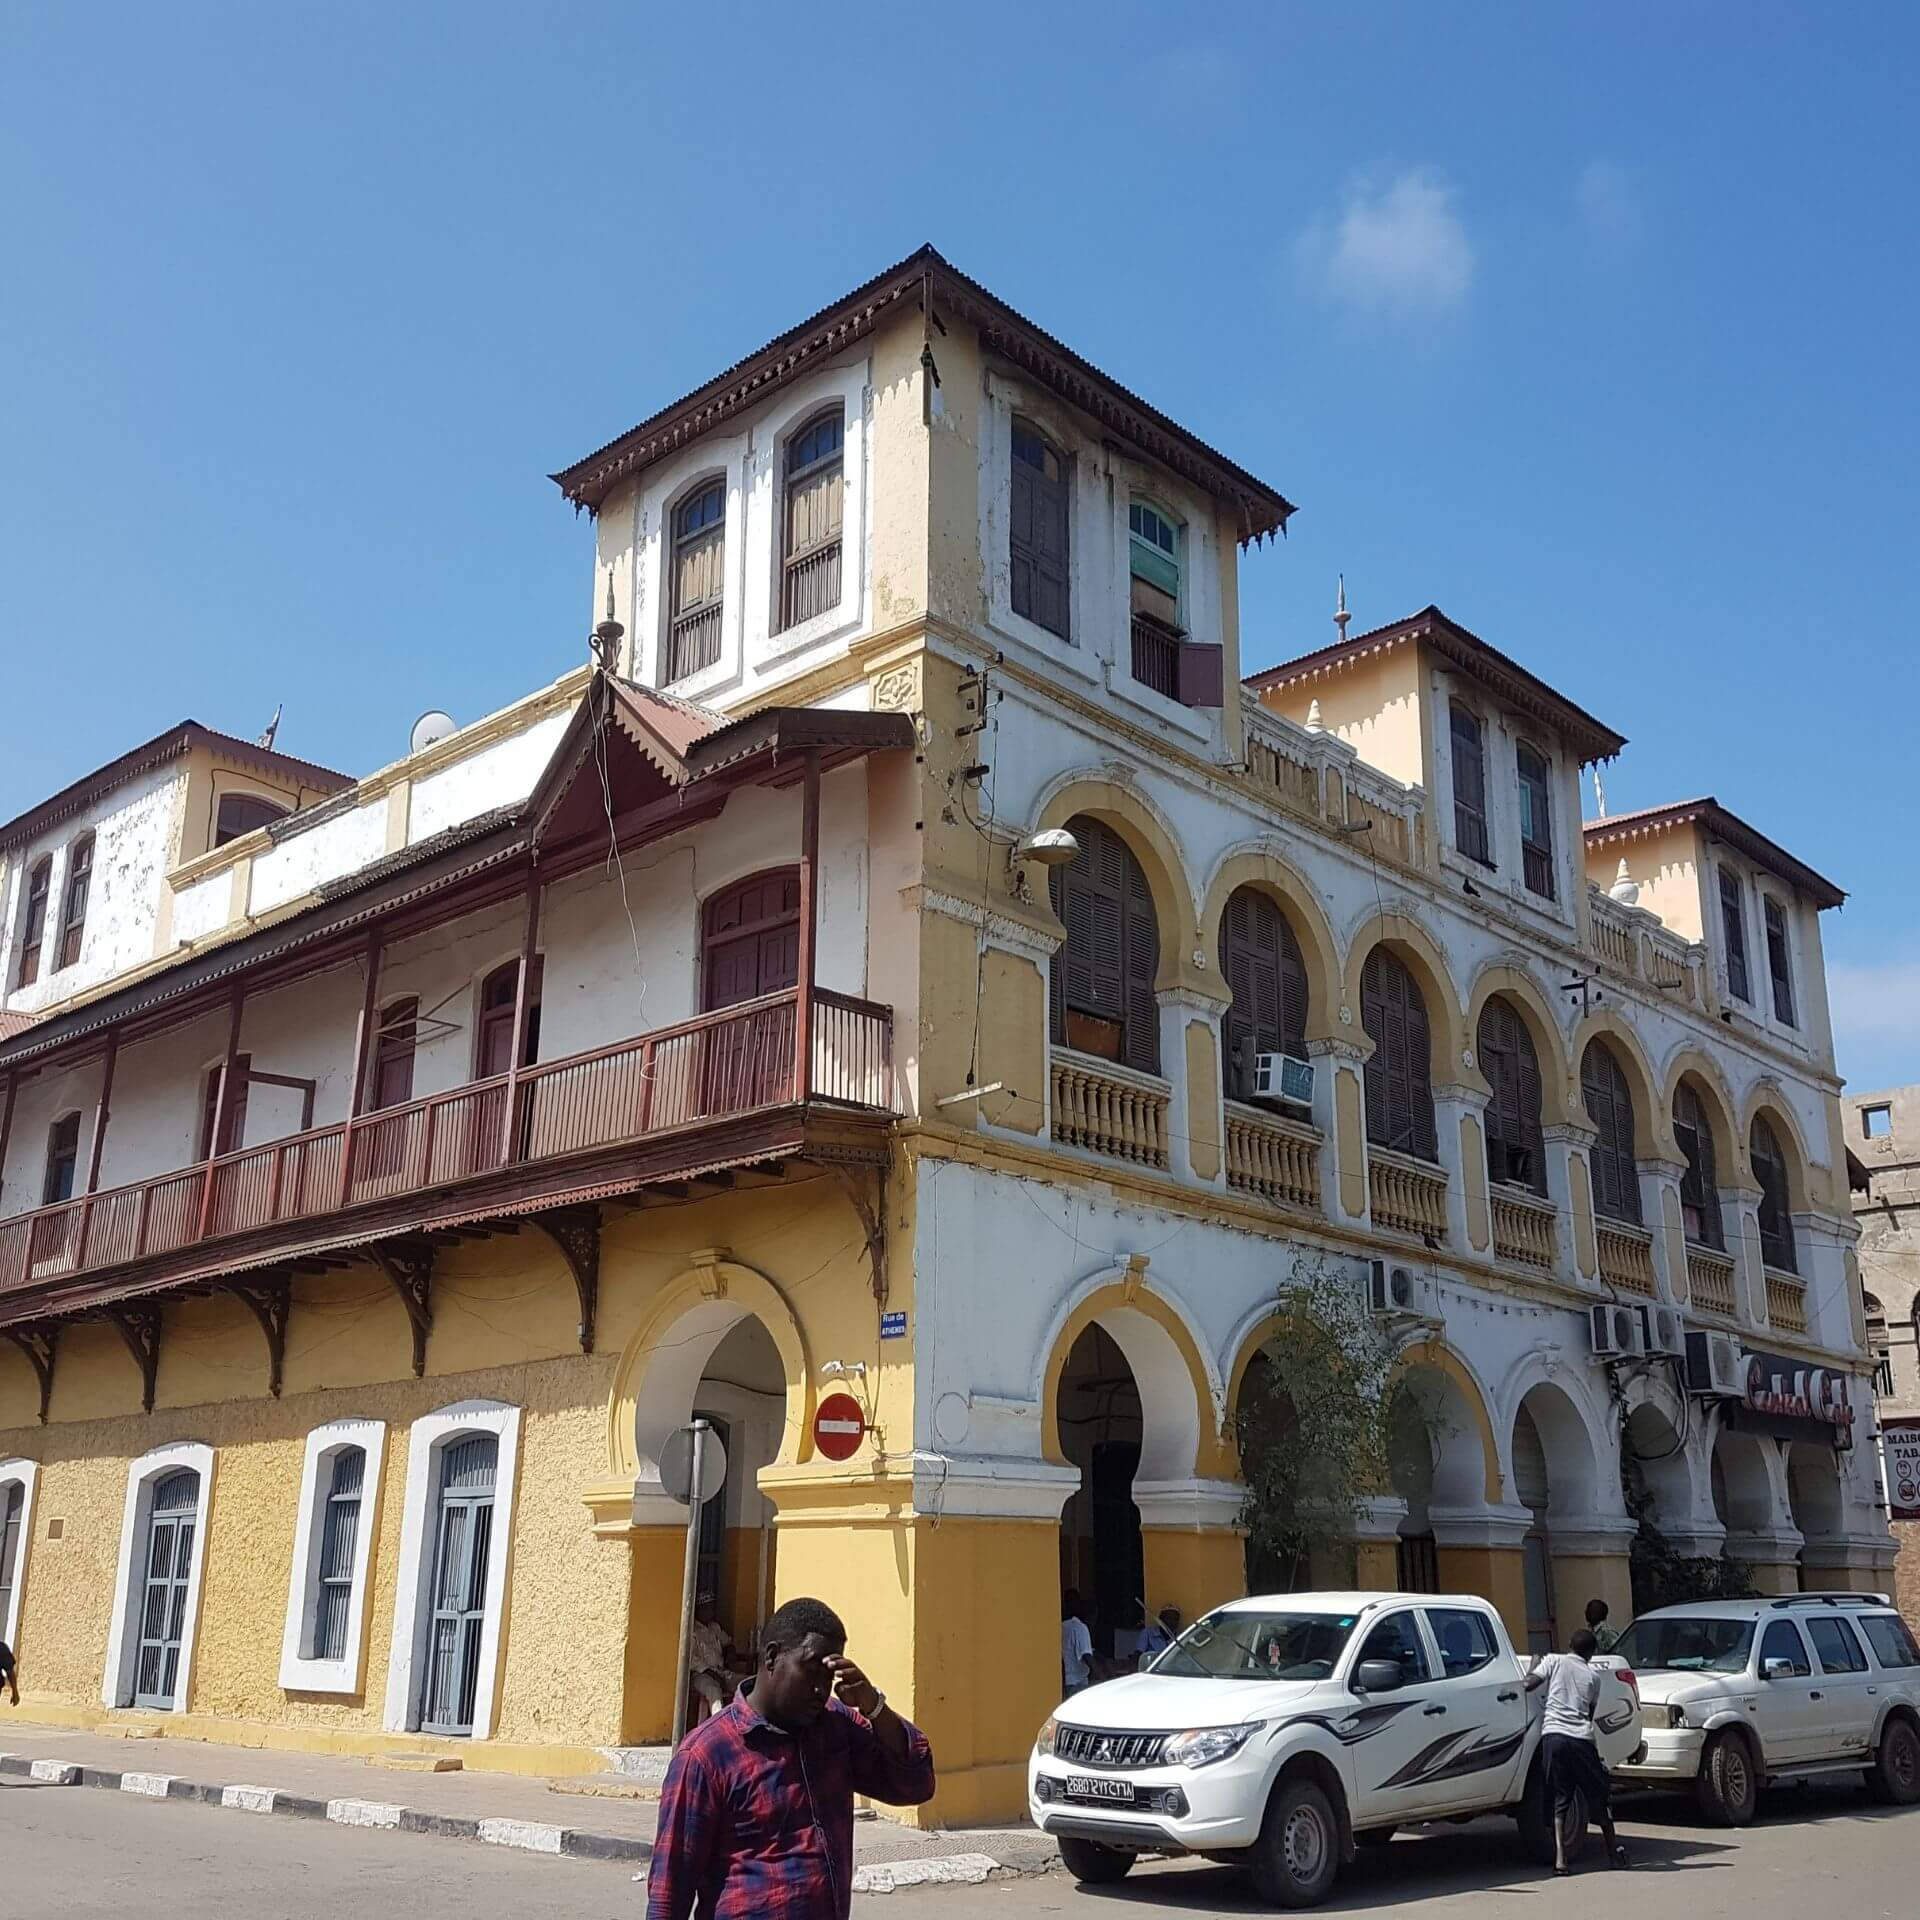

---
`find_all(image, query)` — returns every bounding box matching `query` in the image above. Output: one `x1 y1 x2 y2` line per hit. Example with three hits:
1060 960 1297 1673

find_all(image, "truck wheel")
1867 1717 1920 1806
1248 1777 1342 1908
1694 1730 1758 1826
1516 1764 1588 1867
1057 1837 1135 1884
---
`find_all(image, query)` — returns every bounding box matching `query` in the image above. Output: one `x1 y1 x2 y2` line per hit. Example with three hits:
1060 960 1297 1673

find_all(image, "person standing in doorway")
688 1594 745 1722
648 1595 934 1920
1138 1605 1182 1661
1061 1589 1093 1697
1524 1627 1629 1875
1585 1597 1619 1652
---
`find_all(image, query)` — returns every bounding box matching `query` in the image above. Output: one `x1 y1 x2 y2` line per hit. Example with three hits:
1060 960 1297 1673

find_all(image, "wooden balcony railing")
1050 1051 1170 1170
1224 1102 1321 1212
1491 1186 1557 1271
1368 1147 1448 1240
1765 1267 1809 1335
0 989 891 1298
1687 1243 1738 1317
1130 615 1181 700
1596 1218 1657 1297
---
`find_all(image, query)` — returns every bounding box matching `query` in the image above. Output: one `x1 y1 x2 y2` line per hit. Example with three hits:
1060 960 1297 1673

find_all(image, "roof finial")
1609 857 1640 908
1592 764 1608 820
1334 574 1350 644
590 568 624 674
1304 697 1325 735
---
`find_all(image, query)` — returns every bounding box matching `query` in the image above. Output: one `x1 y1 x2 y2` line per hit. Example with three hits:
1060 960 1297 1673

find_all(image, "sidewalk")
0 1719 1059 1891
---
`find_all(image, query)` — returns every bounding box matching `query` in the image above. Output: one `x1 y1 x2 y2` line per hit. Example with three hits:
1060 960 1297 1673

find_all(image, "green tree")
1620 1454 1757 1611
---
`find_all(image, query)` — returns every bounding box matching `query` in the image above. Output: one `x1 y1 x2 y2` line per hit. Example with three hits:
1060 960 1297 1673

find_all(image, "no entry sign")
813 1391 867 1462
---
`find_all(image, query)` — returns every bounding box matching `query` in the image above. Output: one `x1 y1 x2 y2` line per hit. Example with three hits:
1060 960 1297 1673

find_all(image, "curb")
0 1750 653 1865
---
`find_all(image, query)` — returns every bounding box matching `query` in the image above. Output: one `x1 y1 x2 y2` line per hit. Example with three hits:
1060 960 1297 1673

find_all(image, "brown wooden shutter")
1219 890 1309 1099
1049 816 1158 1072
1361 948 1437 1161
1478 998 1546 1194
1010 422 1070 639
1580 1041 1642 1225
1751 1118 1797 1272
1450 705 1491 864
1673 1083 1724 1248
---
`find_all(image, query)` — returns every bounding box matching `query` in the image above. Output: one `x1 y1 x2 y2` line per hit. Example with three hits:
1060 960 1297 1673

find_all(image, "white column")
1542 1122 1596 1285
1432 1083 1489 1255
1636 1156 1688 1305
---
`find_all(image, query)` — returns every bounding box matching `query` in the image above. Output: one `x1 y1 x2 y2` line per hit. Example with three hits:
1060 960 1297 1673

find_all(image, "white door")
1801 1615 1876 1763
1344 1607 1463 1823
1752 1619 1823 1766
1418 1605 1531 1809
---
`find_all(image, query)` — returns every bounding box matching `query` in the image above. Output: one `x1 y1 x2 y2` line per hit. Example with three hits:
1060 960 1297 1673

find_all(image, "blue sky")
3 4 1915 1088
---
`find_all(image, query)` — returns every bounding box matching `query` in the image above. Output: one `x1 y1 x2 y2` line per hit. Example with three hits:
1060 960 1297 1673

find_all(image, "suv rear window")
1614 1616 1755 1673
1862 1615 1920 1670
1806 1616 1868 1674
1155 1610 1356 1682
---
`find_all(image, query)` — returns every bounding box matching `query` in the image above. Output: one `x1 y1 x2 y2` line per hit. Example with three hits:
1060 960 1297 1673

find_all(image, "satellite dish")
410 710 457 756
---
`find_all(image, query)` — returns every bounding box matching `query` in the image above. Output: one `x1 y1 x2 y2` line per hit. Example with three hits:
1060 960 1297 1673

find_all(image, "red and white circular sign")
813 1391 867 1462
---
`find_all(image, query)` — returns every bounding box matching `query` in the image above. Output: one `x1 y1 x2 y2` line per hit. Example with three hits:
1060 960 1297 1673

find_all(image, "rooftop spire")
590 568 625 674
1334 574 1350 644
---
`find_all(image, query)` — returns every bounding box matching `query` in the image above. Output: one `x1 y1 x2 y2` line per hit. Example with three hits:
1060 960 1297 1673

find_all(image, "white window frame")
382 1399 521 1738
103 1440 215 1711
0 1457 41 1653
278 1417 386 1695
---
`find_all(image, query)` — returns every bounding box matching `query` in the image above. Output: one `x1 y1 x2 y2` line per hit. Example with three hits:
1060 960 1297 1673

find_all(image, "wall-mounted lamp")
820 1359 868 1381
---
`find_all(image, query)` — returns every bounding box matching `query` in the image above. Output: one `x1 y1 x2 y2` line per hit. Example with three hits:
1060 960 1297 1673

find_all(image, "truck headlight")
1035 1716 1058 1758
1665 1703 1689 1730
1163 1722 1264 1769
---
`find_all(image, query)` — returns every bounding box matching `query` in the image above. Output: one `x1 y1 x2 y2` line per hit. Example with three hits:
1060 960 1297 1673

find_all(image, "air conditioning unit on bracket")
1640 1303 1686 1357
1252 1052 1315 1107
1684 1328 1743 1397
1589 1302 1646 1361
1369 1259 1439 1324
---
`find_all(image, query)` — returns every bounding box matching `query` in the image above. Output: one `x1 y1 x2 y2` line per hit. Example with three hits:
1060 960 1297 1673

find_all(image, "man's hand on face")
823 1654 882 1719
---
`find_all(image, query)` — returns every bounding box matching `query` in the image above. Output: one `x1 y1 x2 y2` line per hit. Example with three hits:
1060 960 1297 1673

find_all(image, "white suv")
1612 1592 1920 1823
1028 1591 1640 1907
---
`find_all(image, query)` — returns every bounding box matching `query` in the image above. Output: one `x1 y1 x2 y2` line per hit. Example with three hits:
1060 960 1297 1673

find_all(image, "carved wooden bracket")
529 1206 600 1354
221 1276 293 1398
2 1325 58 1425
108 1304 164 1414
374 1244 435 1378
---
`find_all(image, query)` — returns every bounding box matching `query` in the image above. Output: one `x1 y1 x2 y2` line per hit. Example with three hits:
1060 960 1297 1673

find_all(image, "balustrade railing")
0 989 891 1297
1491 1186 1557 1271
1687 1243 1738 1317
1224 1103 1321 1212
1596 1218 1657 1297
1050 1051 1170 1170
1129 616 1181 700
1765 1267 1809 1335
1368 1148 1449 1240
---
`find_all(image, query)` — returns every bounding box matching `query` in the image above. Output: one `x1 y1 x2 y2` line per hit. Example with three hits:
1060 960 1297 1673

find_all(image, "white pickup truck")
1030 1590 1641 1907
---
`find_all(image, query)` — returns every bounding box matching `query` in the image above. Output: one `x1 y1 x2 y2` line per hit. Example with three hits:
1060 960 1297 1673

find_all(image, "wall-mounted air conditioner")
1252 1052 1315 1106
1640 1303 1687 1357
1684 1328 1743 1397
1589 1302 1646 1361
1369 1259 1437 1322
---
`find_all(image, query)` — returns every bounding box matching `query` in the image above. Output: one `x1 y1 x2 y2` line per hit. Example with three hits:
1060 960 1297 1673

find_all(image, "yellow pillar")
1436 1544 1530 1648
623 1525 692 1742
1354 1539 1398 1589
1548 1552 1634 1640
1745 1559 1801 1596
1142 1525 1245 1622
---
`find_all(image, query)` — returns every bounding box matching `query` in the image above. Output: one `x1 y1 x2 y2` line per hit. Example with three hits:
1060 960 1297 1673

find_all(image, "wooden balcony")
1368 1147 1448 1241
1687 1243 1739 1317
1491 1186 1557 1272
1765 1267 1808 1335
1596 1218 1656 1297
1050 1051 1170 1170
1224 1102 1321 1213
0 988 892 1321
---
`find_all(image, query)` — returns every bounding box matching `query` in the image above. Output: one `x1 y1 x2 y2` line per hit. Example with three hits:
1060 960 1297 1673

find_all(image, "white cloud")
1575 160 1638 253
1826 956 1920 1090
1297 170 1473 316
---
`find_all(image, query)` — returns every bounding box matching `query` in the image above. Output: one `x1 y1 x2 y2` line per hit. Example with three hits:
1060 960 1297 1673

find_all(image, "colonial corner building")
0 247 1889 1825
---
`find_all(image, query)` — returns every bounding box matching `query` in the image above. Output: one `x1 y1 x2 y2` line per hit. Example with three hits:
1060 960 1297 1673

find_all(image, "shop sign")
1738 1348 1856 1445
1884 1417 1920 1521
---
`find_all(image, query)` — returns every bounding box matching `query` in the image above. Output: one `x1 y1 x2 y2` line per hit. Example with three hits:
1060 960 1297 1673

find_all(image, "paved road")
4 1772 1915 1918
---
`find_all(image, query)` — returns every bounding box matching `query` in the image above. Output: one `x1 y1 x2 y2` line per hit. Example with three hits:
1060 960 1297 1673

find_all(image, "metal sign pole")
670 1419 709 1746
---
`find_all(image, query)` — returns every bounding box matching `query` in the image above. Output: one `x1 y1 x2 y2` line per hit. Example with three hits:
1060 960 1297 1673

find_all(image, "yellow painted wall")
1570 1152 1599 1278
868 314 932 630
1461 1110 1490 1252
1142 1526 1244 1625
1588 823 1705 942
978 949 1047 1135
1549 1552 1632 1642
1437 1544 1529 1648
1334 1065 1369 1220
1747 1561 1801 1597
1185 1021 1221 1180
1257 646 1426 789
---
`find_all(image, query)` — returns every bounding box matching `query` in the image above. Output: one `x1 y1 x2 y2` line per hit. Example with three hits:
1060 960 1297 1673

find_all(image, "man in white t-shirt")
1524 1628 1629 1874
1061 1590 1093 1696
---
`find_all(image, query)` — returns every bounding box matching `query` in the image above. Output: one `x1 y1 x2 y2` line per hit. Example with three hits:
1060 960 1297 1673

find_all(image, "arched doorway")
1622 1399 1700 1611
1511 1384 1603 1653
1387 1361 1488 1593
1056 1323 1145 1672
690 1316 787 1656
1787 1441 1845 1591
1235 1347 1313 1593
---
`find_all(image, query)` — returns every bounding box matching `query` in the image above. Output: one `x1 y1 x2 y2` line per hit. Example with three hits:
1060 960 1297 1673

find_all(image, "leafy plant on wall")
1620 1453 1757 1611
1235 1254 1428 1589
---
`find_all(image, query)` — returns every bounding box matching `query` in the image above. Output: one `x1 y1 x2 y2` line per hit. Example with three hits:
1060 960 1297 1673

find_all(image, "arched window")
780 409 844 631
1010 419 1070 639
1219 888 1308 1102
476 958 542 1078
215 792 289 847
14 855 51 988
57 833 93 970
1751 1116 1797 1274
1673 1081 1724 1249
1361 948 1437 1160
1478 997 1545 1194
1050 816 1159 1074
1580 1041 1642 1225
669 478 726 682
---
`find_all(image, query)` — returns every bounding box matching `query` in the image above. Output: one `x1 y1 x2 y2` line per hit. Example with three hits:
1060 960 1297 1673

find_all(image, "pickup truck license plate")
1063 1775 1134 1803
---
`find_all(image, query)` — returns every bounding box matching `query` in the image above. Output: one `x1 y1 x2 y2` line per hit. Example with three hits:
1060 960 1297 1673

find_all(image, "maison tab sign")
1884 1418 1920 1521
1741 1348 1855 1444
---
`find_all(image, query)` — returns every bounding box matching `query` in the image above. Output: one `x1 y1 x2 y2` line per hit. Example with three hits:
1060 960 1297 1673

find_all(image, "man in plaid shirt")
647 1595 936 1920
